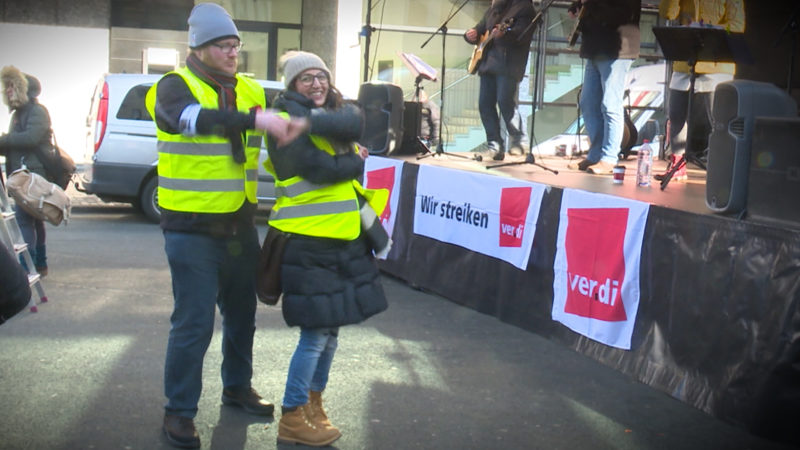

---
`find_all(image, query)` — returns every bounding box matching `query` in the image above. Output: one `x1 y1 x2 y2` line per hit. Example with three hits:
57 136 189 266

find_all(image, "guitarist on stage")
464 0 536 161
567 0 641 175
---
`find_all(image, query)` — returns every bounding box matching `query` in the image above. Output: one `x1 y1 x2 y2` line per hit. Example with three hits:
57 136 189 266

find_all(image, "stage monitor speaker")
399 101 422 154
747 117 800 227
705 80 798 214
358 82 404 155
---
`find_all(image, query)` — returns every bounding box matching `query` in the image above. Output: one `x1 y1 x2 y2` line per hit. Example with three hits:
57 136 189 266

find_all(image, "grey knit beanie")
188 3 239 48
279 51 331 88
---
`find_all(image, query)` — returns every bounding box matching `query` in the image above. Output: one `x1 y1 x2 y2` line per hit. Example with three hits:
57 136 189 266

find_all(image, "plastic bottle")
637 139 653 187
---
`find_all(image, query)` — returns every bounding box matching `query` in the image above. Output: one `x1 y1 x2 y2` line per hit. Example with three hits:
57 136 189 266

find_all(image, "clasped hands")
254 109 310 147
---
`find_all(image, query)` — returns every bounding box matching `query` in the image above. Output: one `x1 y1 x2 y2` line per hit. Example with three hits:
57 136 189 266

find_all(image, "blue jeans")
283 327 339 408
580 57 633 164
163 227 259 418
479 73 527 148
15 204 46 269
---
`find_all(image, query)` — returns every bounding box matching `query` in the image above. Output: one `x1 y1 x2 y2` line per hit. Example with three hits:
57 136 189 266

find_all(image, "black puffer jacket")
268 91 388 329
0 67 52 177
466 0 536 80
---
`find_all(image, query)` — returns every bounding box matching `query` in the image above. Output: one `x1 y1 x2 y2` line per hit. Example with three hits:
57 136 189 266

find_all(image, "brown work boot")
567 158 596 171
308 390 337 431
277 404 342 447
586 160 616 175
221 386 274 416
163 414 200 449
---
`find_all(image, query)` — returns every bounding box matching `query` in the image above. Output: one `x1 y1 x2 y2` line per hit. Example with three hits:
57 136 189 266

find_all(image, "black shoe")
492 150 506 161
163 414 200 449
222 386 275 416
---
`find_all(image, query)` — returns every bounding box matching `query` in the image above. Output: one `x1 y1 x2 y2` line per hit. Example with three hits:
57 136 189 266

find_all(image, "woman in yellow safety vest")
265 51 389 447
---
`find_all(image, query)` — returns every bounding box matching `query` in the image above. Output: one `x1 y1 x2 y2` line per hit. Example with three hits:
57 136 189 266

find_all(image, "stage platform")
404 150 710 216
372 150 800 448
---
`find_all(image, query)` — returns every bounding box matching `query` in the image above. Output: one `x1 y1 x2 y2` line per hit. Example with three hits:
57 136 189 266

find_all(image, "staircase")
431 61 586 153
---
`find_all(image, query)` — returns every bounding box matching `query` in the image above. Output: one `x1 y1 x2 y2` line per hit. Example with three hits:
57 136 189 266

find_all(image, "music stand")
653 26 752 190
399 52 437 156
487 0 558 175
417 0 472 160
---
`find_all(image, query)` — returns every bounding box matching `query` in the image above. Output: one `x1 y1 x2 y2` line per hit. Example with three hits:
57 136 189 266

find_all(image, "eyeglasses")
211 41 243 54
297 73 329 86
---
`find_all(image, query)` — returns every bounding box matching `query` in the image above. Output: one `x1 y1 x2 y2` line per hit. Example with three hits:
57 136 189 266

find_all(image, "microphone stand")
417 0 473 160
488 0 558 174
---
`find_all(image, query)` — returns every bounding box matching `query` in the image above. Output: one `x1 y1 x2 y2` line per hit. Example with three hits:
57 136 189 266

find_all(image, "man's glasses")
298 73 329 86
211 41 243 54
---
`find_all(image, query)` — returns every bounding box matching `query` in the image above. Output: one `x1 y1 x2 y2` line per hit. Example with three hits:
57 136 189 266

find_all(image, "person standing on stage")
567 0 641 175
655 0 745 182
464 0 536 161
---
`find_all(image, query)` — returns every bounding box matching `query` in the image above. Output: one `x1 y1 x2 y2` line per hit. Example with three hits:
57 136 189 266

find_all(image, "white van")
77 73 284 222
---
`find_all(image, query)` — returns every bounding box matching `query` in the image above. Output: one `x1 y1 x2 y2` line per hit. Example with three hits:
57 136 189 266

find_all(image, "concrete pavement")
0 197 794 450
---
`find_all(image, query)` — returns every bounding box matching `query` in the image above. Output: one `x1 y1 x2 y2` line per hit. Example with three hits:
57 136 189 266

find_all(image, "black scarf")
186 53 238 111
185 53 246 163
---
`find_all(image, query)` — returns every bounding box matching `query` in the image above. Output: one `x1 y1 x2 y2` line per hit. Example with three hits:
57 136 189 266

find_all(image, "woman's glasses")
298 73 329 86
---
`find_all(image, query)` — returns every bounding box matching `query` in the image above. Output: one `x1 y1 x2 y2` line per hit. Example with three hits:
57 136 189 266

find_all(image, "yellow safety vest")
265 132 388 240
145 67 266 213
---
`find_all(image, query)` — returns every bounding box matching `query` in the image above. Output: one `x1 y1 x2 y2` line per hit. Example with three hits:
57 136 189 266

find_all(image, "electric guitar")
567 6 585 48
468 18 515 74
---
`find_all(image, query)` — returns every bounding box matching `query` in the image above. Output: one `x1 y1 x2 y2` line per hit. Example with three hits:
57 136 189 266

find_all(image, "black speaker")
705 80 797 214
399 101 422 154
358 82 404 155
747 117 800 227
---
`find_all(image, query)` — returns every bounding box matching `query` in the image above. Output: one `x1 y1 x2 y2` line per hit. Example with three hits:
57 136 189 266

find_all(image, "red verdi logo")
564 207 628 321
499 186 532 247
366 166 395 224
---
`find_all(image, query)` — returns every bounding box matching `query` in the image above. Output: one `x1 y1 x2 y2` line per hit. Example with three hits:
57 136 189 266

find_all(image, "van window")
117 84 154 121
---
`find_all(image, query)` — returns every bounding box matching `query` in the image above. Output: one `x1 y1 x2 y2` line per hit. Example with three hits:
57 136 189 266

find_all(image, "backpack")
6 168 71 226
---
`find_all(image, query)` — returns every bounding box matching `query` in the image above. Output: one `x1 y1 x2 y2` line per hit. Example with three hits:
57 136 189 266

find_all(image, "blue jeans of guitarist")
580 57 633 165
479 73 527 151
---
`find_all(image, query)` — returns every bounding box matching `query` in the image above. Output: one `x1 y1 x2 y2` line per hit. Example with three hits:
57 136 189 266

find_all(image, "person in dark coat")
265 50 388 447
0 66 52 276
0 238 31 325
464 0 536 161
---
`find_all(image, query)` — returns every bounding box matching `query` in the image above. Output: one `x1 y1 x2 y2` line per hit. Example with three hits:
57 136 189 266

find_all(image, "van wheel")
140 177 161 223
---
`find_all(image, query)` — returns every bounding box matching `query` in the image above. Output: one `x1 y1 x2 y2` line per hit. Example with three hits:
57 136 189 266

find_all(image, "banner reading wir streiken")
414 165 545 270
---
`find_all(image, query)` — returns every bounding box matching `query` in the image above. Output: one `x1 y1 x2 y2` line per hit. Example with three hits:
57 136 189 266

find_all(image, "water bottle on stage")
637 140 653 187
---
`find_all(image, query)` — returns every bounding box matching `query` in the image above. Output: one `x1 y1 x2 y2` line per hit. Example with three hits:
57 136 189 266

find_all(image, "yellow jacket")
145 67 265 214
659 0 746 75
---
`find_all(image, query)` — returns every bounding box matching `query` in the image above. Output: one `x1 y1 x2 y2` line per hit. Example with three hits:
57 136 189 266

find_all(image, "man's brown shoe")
163 414 200 449
222 386 275 416
587 161 616 175
567 158 596 171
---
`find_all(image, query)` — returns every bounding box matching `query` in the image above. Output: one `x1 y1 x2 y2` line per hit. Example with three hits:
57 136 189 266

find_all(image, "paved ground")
0 193 795 450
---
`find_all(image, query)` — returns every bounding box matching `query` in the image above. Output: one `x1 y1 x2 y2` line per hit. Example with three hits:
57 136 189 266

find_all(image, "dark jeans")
163 227 259 418
14 204 46 269
667 88 714 156
479 73 526 148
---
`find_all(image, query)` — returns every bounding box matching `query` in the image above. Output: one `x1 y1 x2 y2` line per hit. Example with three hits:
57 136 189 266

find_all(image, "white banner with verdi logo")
414 165 544 269
551 188 650 350
364 156 405 239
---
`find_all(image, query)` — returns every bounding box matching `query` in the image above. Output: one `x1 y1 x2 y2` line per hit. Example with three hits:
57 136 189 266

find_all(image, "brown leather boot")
277 404 341 447
308 390 337 431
